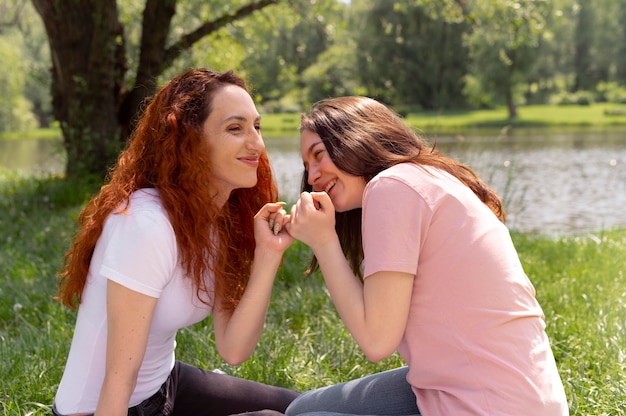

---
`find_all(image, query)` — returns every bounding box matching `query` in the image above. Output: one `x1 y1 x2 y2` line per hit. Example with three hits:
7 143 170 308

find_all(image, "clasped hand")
285 192 337 252
257 192 336 252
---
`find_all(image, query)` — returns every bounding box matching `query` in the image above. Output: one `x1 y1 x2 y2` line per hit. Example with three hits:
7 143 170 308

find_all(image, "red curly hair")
58 69 278 313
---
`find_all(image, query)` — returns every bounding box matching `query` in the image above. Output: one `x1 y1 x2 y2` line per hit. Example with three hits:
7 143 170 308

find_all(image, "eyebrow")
222 115 261 124
307 141 322 154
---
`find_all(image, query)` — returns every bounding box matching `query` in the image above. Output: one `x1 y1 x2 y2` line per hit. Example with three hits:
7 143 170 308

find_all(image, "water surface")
2 130 625 236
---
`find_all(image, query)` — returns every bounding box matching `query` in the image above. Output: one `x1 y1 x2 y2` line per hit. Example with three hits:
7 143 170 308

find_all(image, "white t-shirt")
362 163 568 415
55 188 214 414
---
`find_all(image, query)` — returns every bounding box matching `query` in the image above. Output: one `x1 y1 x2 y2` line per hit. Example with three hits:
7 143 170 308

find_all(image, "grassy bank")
3 103 626 141
260 102 626 137
1 174 625 415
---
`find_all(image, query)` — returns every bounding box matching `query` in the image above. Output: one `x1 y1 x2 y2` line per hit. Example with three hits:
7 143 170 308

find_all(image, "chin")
334 199 360 213
332 200 348 213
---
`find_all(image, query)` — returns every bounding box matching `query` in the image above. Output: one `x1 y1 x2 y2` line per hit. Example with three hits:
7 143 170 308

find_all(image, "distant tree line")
1 0 625 177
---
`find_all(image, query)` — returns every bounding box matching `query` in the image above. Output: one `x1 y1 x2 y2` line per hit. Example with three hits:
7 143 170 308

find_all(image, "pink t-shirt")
362 163 568 416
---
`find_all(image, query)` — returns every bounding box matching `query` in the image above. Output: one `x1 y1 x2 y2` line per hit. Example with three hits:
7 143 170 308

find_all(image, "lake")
2 129 625 236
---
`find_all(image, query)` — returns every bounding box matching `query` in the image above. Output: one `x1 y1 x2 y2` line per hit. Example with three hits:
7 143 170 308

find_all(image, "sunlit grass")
258 103 626 137
0 127 62 141
1 174 625 415
404 103 626 134
3 104 626 141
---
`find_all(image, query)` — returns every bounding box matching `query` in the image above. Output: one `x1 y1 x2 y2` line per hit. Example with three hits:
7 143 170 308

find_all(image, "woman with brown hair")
52 69 299 416
285 96 568 415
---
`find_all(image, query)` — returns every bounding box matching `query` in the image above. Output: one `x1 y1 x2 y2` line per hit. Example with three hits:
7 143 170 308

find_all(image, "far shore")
3 103 626 141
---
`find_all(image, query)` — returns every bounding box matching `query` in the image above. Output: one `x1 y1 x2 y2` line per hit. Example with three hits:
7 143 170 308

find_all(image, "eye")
254 123 261 132
313 149 324 160
228 124 242 132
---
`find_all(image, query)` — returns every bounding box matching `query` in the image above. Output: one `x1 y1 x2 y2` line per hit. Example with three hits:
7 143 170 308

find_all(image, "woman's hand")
286 192 337 252
254 201 294 253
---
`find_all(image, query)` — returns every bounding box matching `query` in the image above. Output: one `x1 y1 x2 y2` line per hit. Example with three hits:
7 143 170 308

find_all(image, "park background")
1 0 625 415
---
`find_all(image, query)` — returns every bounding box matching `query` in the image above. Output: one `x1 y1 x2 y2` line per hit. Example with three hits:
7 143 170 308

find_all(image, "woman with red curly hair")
52 69 299 416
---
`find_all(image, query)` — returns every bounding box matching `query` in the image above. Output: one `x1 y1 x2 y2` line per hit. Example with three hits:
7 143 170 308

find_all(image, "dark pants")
53 361 300 416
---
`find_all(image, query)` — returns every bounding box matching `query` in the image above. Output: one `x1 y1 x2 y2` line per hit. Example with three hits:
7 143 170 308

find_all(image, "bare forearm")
95 374 137 416
312 237 367 338
215 246 283 364
313 238 411 362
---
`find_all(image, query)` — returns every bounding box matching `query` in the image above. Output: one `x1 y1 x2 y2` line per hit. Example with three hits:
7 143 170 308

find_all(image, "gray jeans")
285 367 420 416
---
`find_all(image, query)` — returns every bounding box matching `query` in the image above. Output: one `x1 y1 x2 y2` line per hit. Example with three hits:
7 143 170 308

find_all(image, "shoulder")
111 189 170 227
365 163 439 199
104 189 175 245
362 164 433 218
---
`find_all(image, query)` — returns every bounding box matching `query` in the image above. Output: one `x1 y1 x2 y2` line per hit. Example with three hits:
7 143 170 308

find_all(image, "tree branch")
162 0 280 68
0 0 27 29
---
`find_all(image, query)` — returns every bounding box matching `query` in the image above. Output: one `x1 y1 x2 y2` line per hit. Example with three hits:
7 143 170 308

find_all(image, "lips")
238 155 260 167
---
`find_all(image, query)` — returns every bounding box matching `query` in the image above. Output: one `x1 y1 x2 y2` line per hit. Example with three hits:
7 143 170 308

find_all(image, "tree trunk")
119 0 279 142
573 0 593 92
32 0 280 178
32 0 126 178
118 0 177 140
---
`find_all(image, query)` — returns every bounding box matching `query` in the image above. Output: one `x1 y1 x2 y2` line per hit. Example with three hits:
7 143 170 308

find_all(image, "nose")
246 128 265 153
307 164 320 186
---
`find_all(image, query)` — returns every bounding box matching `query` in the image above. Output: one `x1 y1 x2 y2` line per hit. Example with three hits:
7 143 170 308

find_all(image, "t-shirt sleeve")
362 175 432 279
98 208 178 298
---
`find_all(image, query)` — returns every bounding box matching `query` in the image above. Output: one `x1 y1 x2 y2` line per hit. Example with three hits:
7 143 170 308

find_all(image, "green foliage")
5 0 626 146
301 40 362 106
465 0 550 113
353 0 469 108
463 74 494 109
596 82 626 105
0 174 625 414
0 30 38 133
226 0 348 107
550 90 595 106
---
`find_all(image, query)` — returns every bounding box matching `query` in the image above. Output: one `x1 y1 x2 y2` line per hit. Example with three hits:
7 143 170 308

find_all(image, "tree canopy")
1 0 625 178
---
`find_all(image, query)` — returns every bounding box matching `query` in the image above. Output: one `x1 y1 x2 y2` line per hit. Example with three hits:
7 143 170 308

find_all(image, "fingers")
256 192 334 239
309 192 333 213
269 208 288 235
286 192 337 251
295 191 334 217
255 202 288 235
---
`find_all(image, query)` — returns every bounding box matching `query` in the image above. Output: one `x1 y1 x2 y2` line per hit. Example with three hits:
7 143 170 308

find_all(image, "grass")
1 173 625 415
404 103 626 134
3 103 626 141
258 103 626 137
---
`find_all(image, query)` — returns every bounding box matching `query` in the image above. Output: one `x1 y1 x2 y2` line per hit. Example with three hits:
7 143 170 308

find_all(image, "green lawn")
1 173 625 415
259 103 626 137
4 103 626 141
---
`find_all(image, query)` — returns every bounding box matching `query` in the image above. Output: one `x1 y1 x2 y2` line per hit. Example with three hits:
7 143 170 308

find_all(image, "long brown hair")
58 69 277 312
299 96 504 278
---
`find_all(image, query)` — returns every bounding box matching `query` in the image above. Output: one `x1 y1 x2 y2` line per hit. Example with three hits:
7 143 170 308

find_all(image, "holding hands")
285 192 337 252
256 192 337 253
254 201 294 252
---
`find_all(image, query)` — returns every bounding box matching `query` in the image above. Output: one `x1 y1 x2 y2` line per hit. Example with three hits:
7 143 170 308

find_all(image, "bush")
550 90 595 106
597 82 626 104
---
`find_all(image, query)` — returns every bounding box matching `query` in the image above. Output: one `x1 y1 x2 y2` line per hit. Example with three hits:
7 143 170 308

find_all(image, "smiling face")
204 84 265 206
300 129 366 212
